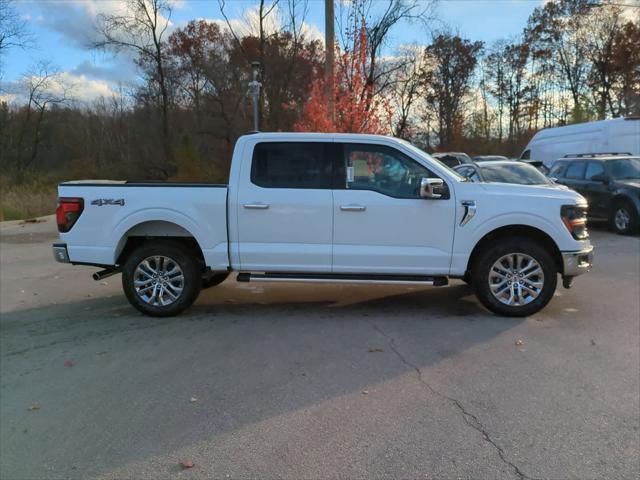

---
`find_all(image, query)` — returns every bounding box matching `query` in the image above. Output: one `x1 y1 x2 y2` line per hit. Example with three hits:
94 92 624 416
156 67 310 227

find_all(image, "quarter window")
251 142 332 189
342 144 433 198
565 161 587 180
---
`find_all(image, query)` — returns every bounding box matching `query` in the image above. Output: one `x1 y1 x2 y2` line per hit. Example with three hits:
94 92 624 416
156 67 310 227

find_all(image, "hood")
612 179 640 190
471 181 587 204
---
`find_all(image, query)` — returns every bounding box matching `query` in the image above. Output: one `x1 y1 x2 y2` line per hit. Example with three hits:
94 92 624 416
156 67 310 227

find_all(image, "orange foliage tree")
293 24 392 134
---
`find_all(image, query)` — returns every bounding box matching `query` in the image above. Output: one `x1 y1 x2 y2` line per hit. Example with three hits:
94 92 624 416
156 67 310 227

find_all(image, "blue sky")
2 0 539 101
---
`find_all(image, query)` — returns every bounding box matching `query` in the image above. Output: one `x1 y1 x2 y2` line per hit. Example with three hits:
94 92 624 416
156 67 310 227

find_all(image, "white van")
520 117 640 167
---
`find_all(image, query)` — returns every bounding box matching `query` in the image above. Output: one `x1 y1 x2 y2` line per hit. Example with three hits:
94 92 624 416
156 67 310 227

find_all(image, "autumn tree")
94 0 174 178
294 24 391 133
526 0 594 121
485 40 531 144
611 20 640 115
423 33 483 149
388 46 425 139
338 0 436 100
10 63 72 178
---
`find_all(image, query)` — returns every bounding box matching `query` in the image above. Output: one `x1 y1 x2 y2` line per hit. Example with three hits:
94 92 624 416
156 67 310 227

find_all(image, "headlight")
561 204 588 240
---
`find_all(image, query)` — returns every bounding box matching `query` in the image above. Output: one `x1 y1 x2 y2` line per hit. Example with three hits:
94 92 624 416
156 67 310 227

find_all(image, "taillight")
561 204 588 240
56 197 84 233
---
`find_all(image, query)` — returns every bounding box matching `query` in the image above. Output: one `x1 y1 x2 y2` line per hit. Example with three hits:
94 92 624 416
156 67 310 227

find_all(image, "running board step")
236 272 448 286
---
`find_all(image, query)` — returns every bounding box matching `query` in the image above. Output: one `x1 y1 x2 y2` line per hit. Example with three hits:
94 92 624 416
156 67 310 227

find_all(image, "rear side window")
565 161 587 179
585 161 605 181
549 161 568 177
251 142 332 189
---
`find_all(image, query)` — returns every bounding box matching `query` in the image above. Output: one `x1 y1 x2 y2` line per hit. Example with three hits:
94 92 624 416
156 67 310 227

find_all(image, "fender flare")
110 209 207 263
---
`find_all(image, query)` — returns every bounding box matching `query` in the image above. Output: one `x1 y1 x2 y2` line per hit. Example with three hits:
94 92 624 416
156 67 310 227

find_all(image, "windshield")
397 140 466 181
607 158 640 180
480 163 552 185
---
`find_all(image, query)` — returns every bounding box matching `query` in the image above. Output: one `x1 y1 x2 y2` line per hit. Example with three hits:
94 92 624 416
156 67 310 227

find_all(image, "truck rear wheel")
121 240 202 317
472 238 557 317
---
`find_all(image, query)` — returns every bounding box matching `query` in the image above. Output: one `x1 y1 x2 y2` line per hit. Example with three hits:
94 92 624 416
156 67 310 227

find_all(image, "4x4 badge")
91 198 125 206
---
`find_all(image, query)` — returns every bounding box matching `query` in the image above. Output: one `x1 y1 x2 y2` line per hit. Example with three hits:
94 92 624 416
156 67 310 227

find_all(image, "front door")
332 143 456 275
236 141 334 272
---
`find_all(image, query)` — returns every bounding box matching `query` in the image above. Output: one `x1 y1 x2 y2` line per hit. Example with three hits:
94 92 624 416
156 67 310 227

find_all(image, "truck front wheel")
472 238 557 317
122 240 202 317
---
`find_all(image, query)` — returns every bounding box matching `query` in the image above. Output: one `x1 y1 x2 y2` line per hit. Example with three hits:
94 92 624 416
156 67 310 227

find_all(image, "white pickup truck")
53 133 593 317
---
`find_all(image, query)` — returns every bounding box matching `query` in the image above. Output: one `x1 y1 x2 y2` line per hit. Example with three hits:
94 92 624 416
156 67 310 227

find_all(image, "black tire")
202 272 229 289
121 240 202 317
471 237 558 317
610 200 639 235
462 272 472 285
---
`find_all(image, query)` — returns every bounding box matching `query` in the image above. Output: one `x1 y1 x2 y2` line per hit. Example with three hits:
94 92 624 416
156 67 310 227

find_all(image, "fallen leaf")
100 282 108 286
64 360 76 368
180 460 194 469
368 347 384 353
361 390 369 395
515 339 524 346
27 404 40 411
590 339 596 346
190 397 198 403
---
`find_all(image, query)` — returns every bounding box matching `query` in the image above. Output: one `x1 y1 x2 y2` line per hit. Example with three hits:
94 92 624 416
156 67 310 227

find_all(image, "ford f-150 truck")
53 133 594 317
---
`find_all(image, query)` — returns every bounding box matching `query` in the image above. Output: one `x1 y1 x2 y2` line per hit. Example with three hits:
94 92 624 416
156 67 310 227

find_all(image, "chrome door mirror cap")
420 177 444 199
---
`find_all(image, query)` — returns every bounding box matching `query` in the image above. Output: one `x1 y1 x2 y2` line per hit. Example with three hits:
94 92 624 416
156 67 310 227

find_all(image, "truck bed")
58 182 229 270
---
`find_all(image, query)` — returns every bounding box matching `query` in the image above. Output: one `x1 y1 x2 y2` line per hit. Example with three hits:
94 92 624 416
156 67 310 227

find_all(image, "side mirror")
549 177 558 182
420 177 444 199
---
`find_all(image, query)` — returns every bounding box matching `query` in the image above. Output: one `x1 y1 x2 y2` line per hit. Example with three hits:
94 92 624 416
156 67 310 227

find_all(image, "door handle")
243 203 270 210
340 204 366 212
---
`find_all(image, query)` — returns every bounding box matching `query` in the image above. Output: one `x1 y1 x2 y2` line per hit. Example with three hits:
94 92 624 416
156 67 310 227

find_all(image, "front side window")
251 142 332 189
521 149 531 160
549 161 568 177
342 144 433 198
565 161 587 180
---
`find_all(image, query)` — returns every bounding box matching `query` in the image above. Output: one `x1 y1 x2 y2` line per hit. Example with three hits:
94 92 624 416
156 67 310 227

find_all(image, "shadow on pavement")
0 282 525 478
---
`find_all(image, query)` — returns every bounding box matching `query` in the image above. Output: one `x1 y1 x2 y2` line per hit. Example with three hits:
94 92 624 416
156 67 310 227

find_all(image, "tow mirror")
420 177 444 199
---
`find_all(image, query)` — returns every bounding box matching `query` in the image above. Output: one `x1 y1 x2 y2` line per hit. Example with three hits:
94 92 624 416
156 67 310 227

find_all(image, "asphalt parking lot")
1 217 638 479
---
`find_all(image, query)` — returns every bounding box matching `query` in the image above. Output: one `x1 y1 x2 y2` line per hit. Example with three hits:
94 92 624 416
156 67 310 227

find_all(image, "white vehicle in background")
520 117 640 168
53 133 593 318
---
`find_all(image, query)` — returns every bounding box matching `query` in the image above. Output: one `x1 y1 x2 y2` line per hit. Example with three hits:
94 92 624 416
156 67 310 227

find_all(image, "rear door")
235 141 335 272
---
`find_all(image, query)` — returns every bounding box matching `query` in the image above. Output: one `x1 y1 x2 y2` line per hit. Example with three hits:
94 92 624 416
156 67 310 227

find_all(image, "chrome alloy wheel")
133 256 184 306
488 253 544 306
614 207 631 231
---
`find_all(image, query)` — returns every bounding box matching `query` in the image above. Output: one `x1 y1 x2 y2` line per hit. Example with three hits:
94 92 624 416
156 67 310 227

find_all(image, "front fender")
449 212 575 276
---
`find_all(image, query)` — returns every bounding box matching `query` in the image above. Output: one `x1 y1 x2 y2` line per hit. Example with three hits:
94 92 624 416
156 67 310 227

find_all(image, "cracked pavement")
1 217 639 479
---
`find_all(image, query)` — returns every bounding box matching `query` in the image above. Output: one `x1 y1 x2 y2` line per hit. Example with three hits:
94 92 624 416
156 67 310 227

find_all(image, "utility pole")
325 0 335 123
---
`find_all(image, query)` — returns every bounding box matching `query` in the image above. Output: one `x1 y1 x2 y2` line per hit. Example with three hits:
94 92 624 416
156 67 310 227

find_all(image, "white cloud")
1 70 119 106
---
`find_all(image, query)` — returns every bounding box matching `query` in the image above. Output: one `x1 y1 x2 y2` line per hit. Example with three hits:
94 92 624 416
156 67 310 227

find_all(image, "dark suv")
550 153 640 234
